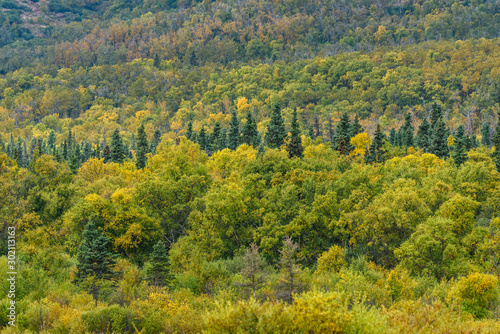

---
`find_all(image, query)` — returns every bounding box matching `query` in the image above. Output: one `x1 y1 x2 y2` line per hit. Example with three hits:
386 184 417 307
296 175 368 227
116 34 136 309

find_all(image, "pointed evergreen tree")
110 128 126 163
130 133 136 152
286 109 304 159
150 129 161 154
103 145 111 163
481 122 492 147
217 128 227 150
228 110 240 150
313 115 322 139
47 130 56 154
211 122 222 151
241 111 259 147
350 115 363 137
389 128 397 146
186 121 193 140
327 116 334 143
452 125 467 167
83 142 93 162
136 124 149 169
402 113 414 147
145 241 173 293
237 243 267 298
308 126 315 140
198 126 208 152
73 221 118 305
430 102 443 128
276 237 304 304
365 124 386 163
470 134 478 149
493 116 500 172
335 112 352 154
153 53 161 68
430 118 449 159
265 103 287 149
67 129 73 154
416 118 431 151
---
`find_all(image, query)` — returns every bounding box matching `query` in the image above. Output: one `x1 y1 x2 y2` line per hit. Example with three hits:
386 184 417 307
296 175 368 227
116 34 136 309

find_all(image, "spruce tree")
430 102 443 128
198 126 208 152
217 128 227 150
150 129 161 154
47 130 56 154
228 110 240 150
313 115 322 139
389 128 396 146
67 129 73 154
308 126 315 140
286 109 304 159
265 103 286 149
238 243 267 298
62 140 68 161
103 145 111 163
136 124 149 169
430 118 449 159
110 129 126 163
186 121 193 140
492 116 500 172
241 111 259 147
416 118 431 151
481 123 491 147
350 115 363 138
365 124 386 163
73 221 118 305
335 112 352 154
452 125 467 167
145 241 173 293
402 113 414 147
276 237 304 304
211 122 222 151
153 53 161 68
82 142 93 162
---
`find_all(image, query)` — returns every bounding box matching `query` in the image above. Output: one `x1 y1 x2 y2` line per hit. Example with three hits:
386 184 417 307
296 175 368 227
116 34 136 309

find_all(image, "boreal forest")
1 0 500 332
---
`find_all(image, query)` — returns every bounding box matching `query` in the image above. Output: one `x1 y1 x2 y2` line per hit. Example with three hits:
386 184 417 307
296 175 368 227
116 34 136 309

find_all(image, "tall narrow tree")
228 110 240 150
150 129 161 154
366 124 386 163
286 109 304 159
492 114 500 172
242 111 259 147
452 125 467 167
265 103 286 149
416 118 431 151
481 123 491 147
110 128 126 163
238 243 267 298
136 124 149 169
430 118 449 159
145 241 173 293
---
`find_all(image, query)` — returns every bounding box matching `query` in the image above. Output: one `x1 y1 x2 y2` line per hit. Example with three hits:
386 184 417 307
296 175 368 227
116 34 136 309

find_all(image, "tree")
237 243 267 298
389 128 397 146
150 129 161 154
402 113 414 147
186 121 193 140
335 112 352 153
103 145 111 163
481 122 491 147
416 118 430 151
493 117 500 172
136 124 149 169
228 110 240 150
452 125 467 166
241 111 259 147
365 124 386 163
430 118 449 159
73 221 118 305
153 53 161 68
110 128 126 163
47 130 56 154
211 122 222 151
313 115 322 139
265 103 286 149
218 128 227 150
350 115 363 138
276 237 304 304
286 109 304 159
198 126 208 152
145 240 173 293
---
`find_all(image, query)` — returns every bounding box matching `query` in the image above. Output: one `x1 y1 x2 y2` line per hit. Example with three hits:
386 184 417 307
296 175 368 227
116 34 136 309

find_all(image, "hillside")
1 0 500 333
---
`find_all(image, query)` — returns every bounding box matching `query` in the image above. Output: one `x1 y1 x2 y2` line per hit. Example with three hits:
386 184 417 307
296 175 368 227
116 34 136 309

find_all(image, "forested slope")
1 0 500 333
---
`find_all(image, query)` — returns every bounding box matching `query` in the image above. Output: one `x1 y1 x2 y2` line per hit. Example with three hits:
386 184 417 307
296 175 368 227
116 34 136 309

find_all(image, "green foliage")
265 103 286 149
286 109 304 159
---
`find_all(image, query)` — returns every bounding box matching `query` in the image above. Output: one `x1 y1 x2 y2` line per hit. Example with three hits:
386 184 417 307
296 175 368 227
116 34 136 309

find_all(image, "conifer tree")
186 121 193 140
402 113 414 147
276 237 304 304
153 53 161 68
389 128 396 146
67 129 73 154
286 109 304 159
470 134 478 149
217 128 227 150
47 130 56 154
110 129 126 163
313 115 322 139
62 140 68 161
136 124 149 169
150 129 161 154
82 142 93 162
198 126 208 151
430 118 449 159
265 103 286 149
481 123 491 147
73 221 118 305
242 111 259 147
327 116 334 143
210 122 222 151
335 112 352 154
308 126 315 140
228 110 240 150
145 241 173 293
492 115 500 172
452 125 467 167
366 124 386 163
350 115 363 138
238 243 267 298
430 102 443 128
103 145 111 163
416 118 431 151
